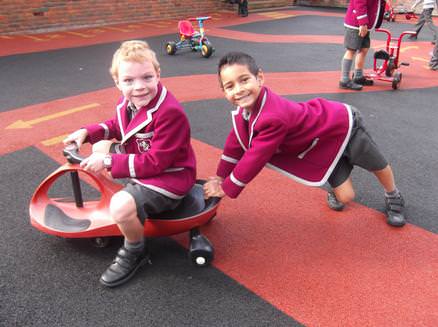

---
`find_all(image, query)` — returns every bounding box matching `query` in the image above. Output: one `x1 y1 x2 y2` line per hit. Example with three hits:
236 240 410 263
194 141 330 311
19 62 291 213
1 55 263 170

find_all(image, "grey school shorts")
123 183 182 224
327 107 388 188
344 27 370 51
109 142 181 223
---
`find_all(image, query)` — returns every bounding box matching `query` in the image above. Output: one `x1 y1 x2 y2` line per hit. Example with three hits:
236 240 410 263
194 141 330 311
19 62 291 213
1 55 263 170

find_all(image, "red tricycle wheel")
392 72 402 90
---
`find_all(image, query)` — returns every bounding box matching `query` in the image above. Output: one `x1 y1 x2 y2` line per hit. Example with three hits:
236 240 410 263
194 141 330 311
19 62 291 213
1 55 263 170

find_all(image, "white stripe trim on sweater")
221 154 238 164
128 154 136 178
230 172 246 188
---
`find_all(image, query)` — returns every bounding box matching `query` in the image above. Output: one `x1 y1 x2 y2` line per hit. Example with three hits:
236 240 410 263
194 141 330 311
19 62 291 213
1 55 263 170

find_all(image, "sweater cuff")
221 173 245 198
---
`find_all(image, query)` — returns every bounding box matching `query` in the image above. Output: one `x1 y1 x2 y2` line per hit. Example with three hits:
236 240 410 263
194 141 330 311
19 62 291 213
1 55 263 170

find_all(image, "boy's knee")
109 191 137 223
336 189 355 204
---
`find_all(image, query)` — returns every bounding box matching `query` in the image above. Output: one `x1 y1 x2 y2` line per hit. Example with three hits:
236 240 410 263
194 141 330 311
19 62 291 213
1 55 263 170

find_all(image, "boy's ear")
113 77 122 91
256 69 265 86
156 67 161 81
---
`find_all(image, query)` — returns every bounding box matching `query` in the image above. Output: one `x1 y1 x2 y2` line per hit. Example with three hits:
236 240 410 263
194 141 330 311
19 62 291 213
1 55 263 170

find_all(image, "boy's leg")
327 157 355 210
340 49 363 90
100 190 149 287
353 47 374 86
329 176 355 210
415 10 427 36
423 9 438 43
241 0 248 16
340 28 365 90
345 109 406 227
372 165 406 227
430 42 438 69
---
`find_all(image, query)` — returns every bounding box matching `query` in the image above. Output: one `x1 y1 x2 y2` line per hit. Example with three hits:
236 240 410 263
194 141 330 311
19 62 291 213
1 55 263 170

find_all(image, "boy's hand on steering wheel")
63 129 88 148
80 152 106 173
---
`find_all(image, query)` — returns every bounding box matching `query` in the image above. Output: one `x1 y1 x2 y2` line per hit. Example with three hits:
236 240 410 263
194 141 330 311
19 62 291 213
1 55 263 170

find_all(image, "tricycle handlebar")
188 16 211 22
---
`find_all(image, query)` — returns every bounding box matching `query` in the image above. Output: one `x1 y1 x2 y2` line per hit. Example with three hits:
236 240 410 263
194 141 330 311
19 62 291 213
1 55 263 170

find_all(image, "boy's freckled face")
115 60 160 109
220 64 263 111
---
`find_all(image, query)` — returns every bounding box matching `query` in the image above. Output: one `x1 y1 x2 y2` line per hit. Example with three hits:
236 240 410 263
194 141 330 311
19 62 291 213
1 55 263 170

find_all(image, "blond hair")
110 40 160 79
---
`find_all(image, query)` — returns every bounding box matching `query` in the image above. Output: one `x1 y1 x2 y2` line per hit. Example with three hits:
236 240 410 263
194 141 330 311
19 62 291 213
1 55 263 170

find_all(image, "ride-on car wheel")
201 41 213 58
392 71 402 90
165 42 177 55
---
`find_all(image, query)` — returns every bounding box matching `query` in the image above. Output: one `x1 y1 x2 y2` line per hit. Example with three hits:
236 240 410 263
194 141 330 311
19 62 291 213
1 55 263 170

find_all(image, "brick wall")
0 0 229 35
0 0 433 35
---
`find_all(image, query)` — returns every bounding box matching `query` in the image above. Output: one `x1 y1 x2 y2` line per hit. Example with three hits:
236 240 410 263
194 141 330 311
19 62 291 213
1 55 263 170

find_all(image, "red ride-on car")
30 144 221 267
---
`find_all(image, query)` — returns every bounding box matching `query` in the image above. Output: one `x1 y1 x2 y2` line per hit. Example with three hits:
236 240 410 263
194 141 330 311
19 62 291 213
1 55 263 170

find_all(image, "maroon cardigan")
217 87 353 198
85 83 196 199
344 0 385 30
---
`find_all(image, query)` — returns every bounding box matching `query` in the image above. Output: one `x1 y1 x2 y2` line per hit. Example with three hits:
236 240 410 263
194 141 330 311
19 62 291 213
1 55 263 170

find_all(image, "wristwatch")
103 154 112 169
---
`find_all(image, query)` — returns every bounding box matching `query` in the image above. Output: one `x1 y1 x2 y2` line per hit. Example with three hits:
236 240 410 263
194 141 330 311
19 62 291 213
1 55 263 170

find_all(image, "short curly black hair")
217 52 260 78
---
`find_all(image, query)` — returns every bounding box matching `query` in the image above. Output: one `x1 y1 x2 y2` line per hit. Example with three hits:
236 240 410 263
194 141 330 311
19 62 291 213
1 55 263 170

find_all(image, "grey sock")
341 58 353 83
385 188 400 198
124 238 145 252
354 69 364 79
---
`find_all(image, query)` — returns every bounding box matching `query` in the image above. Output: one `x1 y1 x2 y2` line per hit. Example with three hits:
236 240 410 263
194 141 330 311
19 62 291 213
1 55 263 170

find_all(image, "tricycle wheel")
165 42 177 55
201 41 214 58
385 57 395 77
392 72 402 90
91 237 111 248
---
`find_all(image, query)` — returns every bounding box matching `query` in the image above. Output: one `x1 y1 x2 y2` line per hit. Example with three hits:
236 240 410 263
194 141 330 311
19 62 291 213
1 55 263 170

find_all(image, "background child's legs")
341 49 356 82
354 47 369 76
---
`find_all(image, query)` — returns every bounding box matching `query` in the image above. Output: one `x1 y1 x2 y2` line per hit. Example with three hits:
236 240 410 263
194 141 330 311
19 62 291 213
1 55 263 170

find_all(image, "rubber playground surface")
1 6 438 327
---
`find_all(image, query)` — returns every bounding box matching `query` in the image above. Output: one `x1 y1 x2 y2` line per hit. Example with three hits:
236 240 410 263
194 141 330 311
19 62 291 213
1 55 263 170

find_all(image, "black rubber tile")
0 146 302 327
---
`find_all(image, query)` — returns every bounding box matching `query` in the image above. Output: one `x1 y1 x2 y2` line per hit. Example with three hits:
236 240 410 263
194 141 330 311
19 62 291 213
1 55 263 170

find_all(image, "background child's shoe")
385 193 406 227
353 76 374 86
339 80 363 91
327 191 345 211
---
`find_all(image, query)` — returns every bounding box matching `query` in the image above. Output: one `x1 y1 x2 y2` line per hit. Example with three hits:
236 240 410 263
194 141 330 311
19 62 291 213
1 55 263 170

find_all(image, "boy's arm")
110 108 190 179
352 0 370 27
84 115 120 144
216 129 245 180
221 118 287 198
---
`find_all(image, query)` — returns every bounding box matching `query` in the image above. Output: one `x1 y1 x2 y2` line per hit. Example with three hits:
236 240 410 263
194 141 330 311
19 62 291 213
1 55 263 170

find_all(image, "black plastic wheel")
91 237 110 248
385 57 396 77
201 41 214 58
189 230 214 266
165 42 177 55
392 72 402 90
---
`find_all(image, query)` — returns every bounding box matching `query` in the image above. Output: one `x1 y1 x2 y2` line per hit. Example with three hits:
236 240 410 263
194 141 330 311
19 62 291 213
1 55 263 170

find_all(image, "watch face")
104 156 111 168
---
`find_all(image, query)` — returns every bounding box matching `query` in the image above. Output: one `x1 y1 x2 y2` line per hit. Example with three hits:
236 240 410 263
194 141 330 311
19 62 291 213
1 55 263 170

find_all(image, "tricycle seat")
374 50 390 61
178 20 195 38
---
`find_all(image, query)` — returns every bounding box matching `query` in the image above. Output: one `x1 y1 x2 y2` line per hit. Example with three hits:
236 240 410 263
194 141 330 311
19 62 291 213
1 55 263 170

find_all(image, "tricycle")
165 16 214 58
365 28 416 90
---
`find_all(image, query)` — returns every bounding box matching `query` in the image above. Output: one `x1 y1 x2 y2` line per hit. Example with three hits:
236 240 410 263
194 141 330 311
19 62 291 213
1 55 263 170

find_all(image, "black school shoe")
327 191 345 211
353 76 374 86
339 80 363 91
385 193 406 227
100 246 150 287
